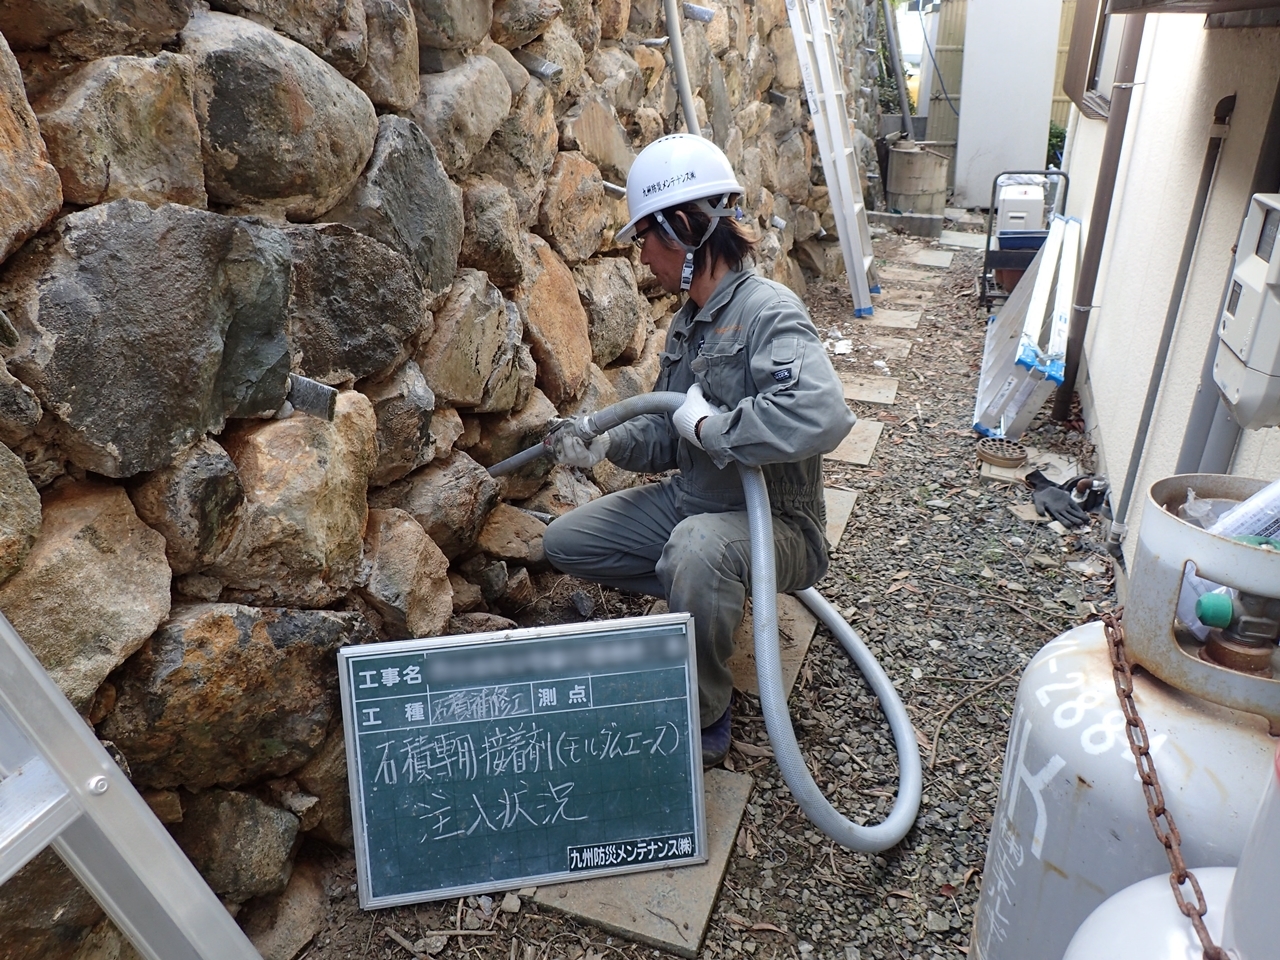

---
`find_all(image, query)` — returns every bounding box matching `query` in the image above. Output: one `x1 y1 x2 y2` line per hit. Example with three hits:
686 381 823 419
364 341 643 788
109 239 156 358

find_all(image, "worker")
542 134 856 767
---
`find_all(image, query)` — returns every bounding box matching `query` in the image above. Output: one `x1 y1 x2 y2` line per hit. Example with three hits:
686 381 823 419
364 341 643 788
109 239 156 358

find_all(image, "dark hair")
652 199 759 275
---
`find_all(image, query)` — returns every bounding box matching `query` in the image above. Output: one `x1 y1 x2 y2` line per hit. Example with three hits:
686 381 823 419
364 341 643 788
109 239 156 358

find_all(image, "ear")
673 210 692 242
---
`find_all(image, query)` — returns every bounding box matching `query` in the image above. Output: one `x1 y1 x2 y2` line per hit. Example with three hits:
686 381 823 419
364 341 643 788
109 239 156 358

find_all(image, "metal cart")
978 169 1069 310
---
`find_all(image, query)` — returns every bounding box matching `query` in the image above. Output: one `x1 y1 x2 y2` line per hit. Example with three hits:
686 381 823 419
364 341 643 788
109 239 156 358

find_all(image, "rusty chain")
1101 610 1229 960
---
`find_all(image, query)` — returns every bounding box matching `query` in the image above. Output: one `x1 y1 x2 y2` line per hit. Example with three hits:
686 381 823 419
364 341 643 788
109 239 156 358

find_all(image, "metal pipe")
663 0 701 137
1179 72 1280 473
1109 96 1235 554
1051 14 1146 421
880 0 915 139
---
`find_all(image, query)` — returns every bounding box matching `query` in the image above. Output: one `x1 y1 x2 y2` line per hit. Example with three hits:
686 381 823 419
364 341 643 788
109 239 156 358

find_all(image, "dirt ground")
292 232 1116 960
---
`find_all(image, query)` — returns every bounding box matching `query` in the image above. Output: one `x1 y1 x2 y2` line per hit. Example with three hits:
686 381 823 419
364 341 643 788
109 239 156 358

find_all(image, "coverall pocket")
691 340 746 408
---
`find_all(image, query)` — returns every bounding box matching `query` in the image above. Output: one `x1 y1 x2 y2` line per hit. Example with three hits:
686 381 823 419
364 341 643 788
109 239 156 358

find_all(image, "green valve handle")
1195 591 1235 629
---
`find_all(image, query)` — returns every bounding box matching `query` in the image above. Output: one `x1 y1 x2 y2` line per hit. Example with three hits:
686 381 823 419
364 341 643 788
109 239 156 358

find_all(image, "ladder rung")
0 758 79 885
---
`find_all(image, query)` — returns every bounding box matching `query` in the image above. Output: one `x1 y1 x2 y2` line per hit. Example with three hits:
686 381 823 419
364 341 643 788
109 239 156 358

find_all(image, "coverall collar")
670 264 757 341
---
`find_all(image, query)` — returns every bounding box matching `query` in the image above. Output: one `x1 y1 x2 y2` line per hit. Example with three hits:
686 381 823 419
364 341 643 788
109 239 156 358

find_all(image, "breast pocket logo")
772 368 793 383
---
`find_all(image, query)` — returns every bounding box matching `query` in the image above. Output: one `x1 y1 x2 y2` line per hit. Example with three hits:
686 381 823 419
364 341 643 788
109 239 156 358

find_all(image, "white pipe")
663 0 702 137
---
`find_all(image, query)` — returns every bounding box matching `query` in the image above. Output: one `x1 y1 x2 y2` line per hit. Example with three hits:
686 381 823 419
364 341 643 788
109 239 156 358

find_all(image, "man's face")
636 217 686 294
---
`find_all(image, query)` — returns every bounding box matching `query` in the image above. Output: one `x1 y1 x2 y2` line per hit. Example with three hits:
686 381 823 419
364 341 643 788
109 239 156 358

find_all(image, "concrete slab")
861 308 920 330
940 229 989 250
876 264 944 286
728 593 819 696
533 768 753 958
911 248 955 269
823 486 859 547
866 210 943 238
865 335 913 359
839 372 898 405
824 418 885 466
873 288 933 309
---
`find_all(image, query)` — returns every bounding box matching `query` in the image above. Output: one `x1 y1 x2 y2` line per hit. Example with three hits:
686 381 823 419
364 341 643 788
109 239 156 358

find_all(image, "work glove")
550 421 611 469
673 383 721 450
1032 485 1090 527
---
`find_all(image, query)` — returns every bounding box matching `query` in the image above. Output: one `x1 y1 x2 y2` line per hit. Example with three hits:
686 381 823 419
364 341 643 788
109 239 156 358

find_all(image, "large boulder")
0 442 40 588
294 724 353 847
209 391 377 607
168 790 299 903
774 128 812 203
521 17 584 100
469 387 555 474
411 0 493 49
181 10 377 220
515 236 592 405
127 438 244 576
99 603 372 790
586 45 644 117
0 480 171 711
369 450 498 559
0 201 290 477
415 269 515 408
559 0 600 59
208 0 368 78
598 0 630 40
559 91 634 185
353 0 419 110
0 35 62 267
34 52 206 208
476 501 545 565
362 359 435 487
0 0 194 60
359 507 453 639
490 0 561 48
536 151 607 265
471 78 557 227
283 223 427 385
322 115 461 306
405 55 510 177
459 176 533 290
572 257 647 368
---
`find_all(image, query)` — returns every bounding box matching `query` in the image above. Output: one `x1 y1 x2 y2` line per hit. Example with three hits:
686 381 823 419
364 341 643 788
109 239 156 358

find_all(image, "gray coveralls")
543 265 856 727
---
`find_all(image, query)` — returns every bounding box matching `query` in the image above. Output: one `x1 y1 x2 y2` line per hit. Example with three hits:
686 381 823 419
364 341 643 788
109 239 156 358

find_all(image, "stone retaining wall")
0 0 879 955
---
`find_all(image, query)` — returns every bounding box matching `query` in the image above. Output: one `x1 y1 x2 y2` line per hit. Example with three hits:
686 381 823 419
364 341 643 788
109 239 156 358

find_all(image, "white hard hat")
617 133 745 243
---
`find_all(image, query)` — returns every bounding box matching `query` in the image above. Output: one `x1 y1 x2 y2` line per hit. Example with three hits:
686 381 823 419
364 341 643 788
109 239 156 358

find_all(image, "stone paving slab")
860 308 920 330
978 445 1080 485
727 592 819 696
532 768 753 958
877 264 944 286
873 287 932 307
824 418 884 466
940 229 989 250
839 372 898 405
823 486 859 547
865 335 913 359
911 248 955 269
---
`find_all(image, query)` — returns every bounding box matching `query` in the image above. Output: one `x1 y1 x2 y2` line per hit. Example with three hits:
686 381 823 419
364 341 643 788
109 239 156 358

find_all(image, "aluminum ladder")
785 0 878 316
0 611 262 960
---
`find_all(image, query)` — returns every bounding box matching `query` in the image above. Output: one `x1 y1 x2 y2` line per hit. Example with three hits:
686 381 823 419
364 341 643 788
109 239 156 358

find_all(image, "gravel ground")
299 235 1118 960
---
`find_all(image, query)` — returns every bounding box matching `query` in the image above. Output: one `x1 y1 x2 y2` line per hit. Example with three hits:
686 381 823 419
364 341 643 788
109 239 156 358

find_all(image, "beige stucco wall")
1061 14 1280 563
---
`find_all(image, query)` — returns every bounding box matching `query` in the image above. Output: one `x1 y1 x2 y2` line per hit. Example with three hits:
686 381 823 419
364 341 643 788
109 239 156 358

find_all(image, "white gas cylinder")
969 623 1273 960
1059 867 1234 960
1062 745 1280 960
972 474 1280 960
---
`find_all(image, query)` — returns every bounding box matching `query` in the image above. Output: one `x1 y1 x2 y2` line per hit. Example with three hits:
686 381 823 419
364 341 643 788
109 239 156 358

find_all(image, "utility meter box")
1214 193 1280 429
996 184 1046 234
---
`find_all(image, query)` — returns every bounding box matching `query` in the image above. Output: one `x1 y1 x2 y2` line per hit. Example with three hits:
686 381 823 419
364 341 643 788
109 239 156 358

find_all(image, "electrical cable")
918 6 959 117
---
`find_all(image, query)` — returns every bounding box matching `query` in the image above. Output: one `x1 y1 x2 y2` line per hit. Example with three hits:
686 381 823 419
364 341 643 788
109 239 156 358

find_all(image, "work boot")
701 705 732 768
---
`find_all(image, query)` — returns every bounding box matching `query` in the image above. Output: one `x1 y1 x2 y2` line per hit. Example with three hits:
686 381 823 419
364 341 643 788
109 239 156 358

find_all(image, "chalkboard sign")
338 613 708 908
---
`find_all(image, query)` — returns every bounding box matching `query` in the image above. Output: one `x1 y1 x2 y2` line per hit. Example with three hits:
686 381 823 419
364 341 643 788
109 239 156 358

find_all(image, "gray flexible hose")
487 392 922 851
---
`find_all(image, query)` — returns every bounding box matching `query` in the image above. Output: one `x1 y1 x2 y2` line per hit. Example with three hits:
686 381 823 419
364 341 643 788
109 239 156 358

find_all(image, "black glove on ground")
1032 485 1089 527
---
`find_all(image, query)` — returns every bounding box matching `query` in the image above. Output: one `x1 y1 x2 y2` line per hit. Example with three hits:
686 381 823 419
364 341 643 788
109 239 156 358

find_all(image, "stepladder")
0 611 263 960
786 0 878 317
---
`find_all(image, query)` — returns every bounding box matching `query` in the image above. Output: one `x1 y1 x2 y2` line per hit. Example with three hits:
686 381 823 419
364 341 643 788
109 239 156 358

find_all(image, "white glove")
673 383 720 450
551 426 611 468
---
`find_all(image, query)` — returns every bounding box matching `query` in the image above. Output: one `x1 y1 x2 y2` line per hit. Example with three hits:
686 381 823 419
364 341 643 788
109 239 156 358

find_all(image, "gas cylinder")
971 475 1280 960
1060 744 1280 960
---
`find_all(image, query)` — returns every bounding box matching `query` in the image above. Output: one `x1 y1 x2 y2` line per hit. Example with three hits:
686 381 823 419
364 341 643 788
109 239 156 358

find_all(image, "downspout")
881 0 916 138
1051 13 1147 421
664 0 702 137
1106 95 1236 555
1176 74 1280 474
